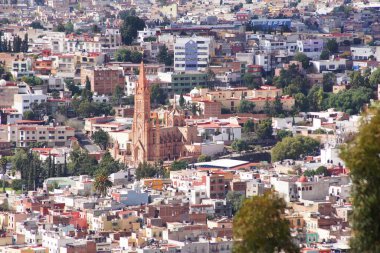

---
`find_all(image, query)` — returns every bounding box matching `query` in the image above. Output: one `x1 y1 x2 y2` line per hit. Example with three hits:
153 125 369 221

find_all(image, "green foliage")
340 108 380 252
92 129 109 150
274 64 308 96
120 16 145 45
231 139 249 152
303 166 330 177
150 84 167 106
293 52 310 69
326 39 339 54
94 170 113 197
197 154 212 162
320 50 330 60
233 191 299 253
323 87 372 115
179 93 185 108
68 146 98 176
30 21 44 29
276 129 292 140
256 119 273 140
91 24 101 33
65 79 81 96
226 191 245 215
21 76 43 86
111 85 124 106
114 49 143 63
238 100 255 113
350 71 367 89
54 22 74 33
293 93 308 112
369 68 380 88
322 72 335 92
157 45 173 66
135 162 158 180
11 179 26 191
23 110 36 120
271 136 320 162
243 73 261 89
243 119 255 133
170 160 188 171
307 86 324 111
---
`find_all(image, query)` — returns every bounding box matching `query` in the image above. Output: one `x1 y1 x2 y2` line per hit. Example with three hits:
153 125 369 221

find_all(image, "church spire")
138 61 148 90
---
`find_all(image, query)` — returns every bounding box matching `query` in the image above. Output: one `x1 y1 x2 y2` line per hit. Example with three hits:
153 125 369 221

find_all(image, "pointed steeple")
138 61 148 90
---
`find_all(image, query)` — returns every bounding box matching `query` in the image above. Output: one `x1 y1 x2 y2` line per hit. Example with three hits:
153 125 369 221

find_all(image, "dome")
0 79 6 86
299 175 308 183
190 87 200 97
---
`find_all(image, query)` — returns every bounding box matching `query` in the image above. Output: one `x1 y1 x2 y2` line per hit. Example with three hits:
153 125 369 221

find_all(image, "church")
128 62 201 167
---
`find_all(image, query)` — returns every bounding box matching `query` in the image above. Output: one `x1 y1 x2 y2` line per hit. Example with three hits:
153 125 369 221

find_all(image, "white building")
296 39 324 59
310 58 347 73
174 36 214 72
350 46 377 61
13 90 47 114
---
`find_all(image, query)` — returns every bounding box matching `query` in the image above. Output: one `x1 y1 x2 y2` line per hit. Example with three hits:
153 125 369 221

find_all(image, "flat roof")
194 159 249 169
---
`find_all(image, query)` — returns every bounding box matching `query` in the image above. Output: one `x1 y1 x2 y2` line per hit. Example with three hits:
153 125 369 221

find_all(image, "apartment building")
296 39 324 59
0 124 75 147
13 90 47 114
157 71 208 95
80 67 124 95
174 36 214 72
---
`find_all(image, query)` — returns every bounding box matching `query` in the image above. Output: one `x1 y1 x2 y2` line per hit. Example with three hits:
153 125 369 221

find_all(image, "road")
75 132 102 153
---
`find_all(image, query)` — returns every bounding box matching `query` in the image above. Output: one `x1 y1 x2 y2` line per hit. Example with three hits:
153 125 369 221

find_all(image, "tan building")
80 67 124 95
0 82 18 109
0 124 75 148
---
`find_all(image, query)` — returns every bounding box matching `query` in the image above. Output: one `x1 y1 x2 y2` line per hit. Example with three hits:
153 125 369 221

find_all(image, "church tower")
132 62 151 166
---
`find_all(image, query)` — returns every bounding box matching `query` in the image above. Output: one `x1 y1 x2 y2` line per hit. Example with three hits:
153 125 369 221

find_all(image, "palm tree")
94 171 112 197
0 157 7 193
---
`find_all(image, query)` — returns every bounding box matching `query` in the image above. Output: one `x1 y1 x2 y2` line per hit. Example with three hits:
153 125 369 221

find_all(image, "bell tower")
132 62 151 166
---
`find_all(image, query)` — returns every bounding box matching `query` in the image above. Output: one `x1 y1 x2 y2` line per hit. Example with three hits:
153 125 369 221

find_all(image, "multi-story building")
310 58 347 73
157 71 208 95
80 67 124 95
296 39 324 59
174 36 214 72
0 124 75 147
13 90 47 114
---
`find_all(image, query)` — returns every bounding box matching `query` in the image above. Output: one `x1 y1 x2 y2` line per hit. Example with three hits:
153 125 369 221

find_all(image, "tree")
150 84 167 106
120 16 145 45
30 21 44 29
294 52 310 69
307 86 324 111
64 22 74 33
315 166 330 176
293 93 308 112
91 24 101 33
340 108 380 253
92 129 109 150
226 191 245 215
179 93 185 107
238 100 255 113
350 71 367 89
170 160 188 171
85 76 91 91
231 140 249 153
243 119 255 133
11 179 25 191
233 191 298 253
135 162 158 180
114 49 142 63
130 51 143 63
243 73 261 89
326 39 339 54
23 110 36 120
276 129 292 140
271 136 320 162
94 170 112 197
157 45 173 66
320 50 330 60
369 68 380 89
21 76 43 86
0 157 7 193
322 72 335 92
324 87 372 115
256 119 273 139
197 154 211 162
54 23 65 32
112 85 124 106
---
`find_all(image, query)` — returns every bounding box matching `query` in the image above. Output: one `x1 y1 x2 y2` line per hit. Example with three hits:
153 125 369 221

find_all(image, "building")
13 90 47 114
296 39 324 59
80 67 125 95
157 71 208 95
174 36 214 72
0 124 75 147
123 62 201 167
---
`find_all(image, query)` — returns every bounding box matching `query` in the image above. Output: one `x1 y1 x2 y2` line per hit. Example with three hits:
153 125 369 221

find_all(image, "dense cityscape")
0 0 380 252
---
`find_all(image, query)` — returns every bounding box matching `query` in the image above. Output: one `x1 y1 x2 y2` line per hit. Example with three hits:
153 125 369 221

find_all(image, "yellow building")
4 246 48 253
90 211 140 232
